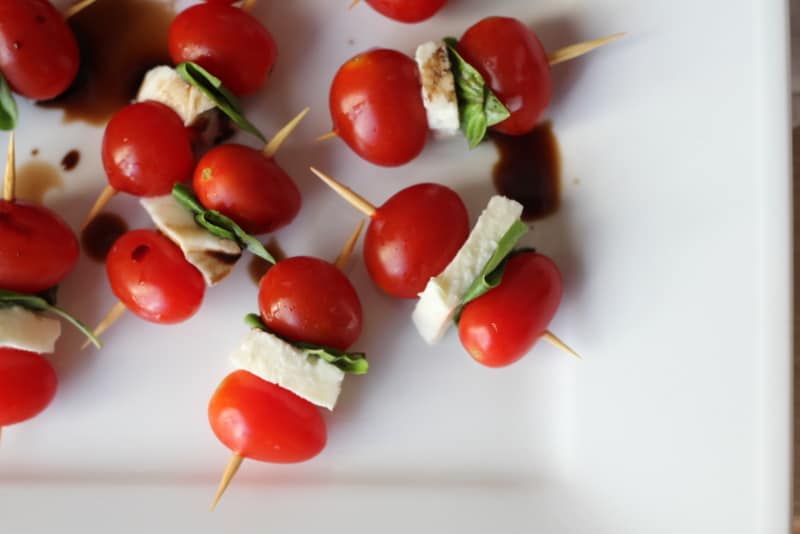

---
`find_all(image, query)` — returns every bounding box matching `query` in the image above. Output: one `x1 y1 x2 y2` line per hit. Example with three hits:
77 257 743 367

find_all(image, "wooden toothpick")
81 185 117 232
209 453 244 511
81 301 127 350
542 330 582 360
314 131 338 143
334 219 365 270
3 132 15 202
241 0 257 12
262 107 310 159
547 33 625 66
63 0 97 18
309 167 376 217
348 0 361 9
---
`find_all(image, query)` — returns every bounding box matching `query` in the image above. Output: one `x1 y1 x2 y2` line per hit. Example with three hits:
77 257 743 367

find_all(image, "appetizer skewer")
310 167 580 363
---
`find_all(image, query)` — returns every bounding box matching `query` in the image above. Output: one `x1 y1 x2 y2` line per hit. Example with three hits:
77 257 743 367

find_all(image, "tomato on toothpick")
0 0 79 100
0 347 58 427
329 49 428 167
458 252 566 367
106 230 206 325
362 0 448 23
310 168 469 298
168 3 277 97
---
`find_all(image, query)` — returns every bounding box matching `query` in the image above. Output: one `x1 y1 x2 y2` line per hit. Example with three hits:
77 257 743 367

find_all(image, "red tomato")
168 4 277 97
209 370 326 463
0 0 79 100
258 256 362 351
457 17 551 135
330 49 428 167
194 144 301 235
106 230 205 324
102 101 194 197
203 0 237 3
458 252 562 367
0 348 57 426
364 183 469 298
0 200 78 294
365 0 447 22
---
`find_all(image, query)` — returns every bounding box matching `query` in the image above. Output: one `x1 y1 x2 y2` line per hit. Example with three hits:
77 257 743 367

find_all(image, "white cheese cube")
140 195 242 286
415 41 460 135
412 196 524 344
231 329 345 411
0 306 61 354
137 65 216 126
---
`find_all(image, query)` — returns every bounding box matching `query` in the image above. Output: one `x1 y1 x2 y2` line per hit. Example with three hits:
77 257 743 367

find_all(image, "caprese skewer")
209 220 368 509
309 167 580 364
326 16 622 166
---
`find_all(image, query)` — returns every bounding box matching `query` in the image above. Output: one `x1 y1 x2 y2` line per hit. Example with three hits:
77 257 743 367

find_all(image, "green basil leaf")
0 73 18 131
245 313 368 375
443 37 511 148
176 61 266 142
0 289 102 348
172 184 276 264
459 220 530 307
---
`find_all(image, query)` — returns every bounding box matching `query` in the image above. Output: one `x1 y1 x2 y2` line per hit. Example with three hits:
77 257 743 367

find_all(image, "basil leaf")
176 61 266 142
172 184 276 264
459 220 530 307
245 313 369 375
0 73 18 131
443 37 511 148
0 289 101 348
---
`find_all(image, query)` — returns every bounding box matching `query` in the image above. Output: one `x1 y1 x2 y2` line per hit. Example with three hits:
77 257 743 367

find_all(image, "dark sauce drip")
248 238 287 285
490 121 561 221
16 160 62 205
38 0 173 124
30 148 39 157
82 212 129 262
60 149 80 171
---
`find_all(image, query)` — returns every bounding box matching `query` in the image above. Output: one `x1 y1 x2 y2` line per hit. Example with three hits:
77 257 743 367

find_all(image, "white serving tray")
0 0 791 532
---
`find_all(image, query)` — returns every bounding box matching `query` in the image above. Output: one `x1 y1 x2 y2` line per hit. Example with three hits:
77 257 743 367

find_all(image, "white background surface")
0 0 792 532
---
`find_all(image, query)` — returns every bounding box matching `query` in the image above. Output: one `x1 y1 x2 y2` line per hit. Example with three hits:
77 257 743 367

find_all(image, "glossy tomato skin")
106 230 205 324
458 252 562 368
168 4 277 96
457 17 551 135
365 0 447 23
0 200 79 294
364 183 469 298
330 49 428 167
194 144 301 235
0 348 57 426
209 370 326 463
258 256 362 351
102 101 194 197
0 0 79 100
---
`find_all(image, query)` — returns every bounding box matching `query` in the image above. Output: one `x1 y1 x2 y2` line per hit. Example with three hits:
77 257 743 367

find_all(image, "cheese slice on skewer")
140 195 242 286
412 196 524 344
231 329 345 411
415 41 460 135
0 306 61 354
136 65 216 126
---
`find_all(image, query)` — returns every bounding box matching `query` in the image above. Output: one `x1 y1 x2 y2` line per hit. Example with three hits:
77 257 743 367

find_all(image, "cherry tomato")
0 0 79 100
203 0 237 3
194 144 301 235
364 183 469 298
258 256 362 351
365 0 447 23
458 252 562 367
209 370 326 463
0 200 79 294
106 229 205 324
0 348 57 426
168 4 277 97
330 49 428 167
457 17 551 135
102 101 194 197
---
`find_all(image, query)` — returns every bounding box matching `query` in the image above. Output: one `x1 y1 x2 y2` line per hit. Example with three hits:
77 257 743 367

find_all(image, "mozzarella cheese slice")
0 306 61 354
415 41 460 135
140 195 242 286
412 196 524 344
231 329 345 410
137 65 216 126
